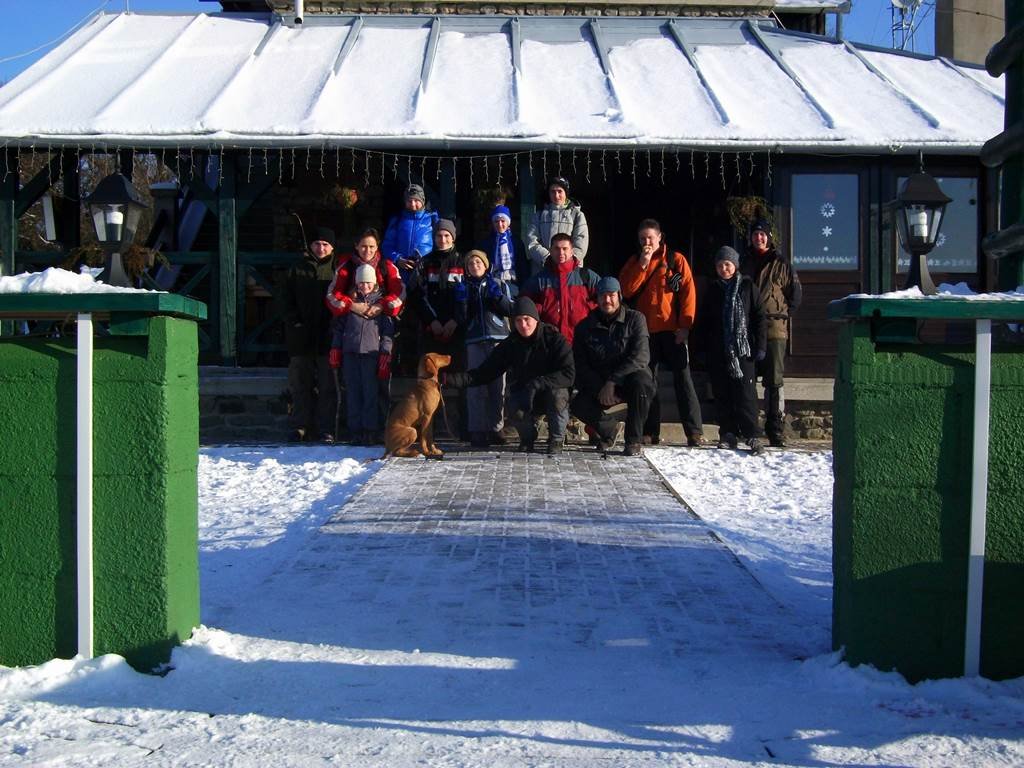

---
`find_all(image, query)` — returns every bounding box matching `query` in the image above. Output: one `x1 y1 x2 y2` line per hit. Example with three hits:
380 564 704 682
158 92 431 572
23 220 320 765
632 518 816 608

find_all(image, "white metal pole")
964 318 991 677
76 312 94 659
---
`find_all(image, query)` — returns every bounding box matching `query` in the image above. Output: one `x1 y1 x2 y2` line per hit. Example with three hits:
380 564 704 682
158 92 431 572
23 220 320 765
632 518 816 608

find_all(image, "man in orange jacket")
619 218 704 446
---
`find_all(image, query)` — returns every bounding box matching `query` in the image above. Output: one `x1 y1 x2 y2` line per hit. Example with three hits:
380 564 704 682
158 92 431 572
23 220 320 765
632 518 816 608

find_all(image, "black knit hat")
512 296 540 321
311 226 336 248
750 218 771 236
547 176 570 194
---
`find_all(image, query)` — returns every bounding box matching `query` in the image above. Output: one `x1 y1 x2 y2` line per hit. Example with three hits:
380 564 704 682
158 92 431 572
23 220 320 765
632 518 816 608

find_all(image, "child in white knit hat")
328 263 395 445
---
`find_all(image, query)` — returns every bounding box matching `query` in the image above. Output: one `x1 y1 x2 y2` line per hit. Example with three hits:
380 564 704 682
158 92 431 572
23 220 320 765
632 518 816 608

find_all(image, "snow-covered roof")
0 12 1003 154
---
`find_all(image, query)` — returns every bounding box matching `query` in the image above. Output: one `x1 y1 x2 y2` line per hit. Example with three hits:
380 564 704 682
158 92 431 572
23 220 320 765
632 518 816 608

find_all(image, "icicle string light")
585 149 591 184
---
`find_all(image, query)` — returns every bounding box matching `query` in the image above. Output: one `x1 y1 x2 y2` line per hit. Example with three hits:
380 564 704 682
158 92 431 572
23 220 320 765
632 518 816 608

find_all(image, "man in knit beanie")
571 276 655 456
446 296 575 455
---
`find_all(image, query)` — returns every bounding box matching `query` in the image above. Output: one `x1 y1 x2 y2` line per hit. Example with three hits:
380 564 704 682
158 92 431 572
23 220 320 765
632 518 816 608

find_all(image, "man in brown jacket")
619 218 703 446
742 219 802 447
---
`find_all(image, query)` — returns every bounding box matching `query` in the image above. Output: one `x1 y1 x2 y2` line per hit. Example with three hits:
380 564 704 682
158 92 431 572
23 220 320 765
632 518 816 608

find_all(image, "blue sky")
0 0 934 85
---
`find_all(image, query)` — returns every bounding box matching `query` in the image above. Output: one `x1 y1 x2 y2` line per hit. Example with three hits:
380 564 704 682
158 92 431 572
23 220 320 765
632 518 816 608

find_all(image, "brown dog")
382 352 452 458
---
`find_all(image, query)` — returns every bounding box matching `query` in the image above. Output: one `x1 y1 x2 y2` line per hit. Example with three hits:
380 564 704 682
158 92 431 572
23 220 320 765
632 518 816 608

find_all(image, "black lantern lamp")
891 159 952 296
84 172 148 287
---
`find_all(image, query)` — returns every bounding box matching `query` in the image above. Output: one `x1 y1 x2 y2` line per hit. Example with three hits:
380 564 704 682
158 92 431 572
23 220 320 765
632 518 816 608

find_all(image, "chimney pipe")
294 0 304 25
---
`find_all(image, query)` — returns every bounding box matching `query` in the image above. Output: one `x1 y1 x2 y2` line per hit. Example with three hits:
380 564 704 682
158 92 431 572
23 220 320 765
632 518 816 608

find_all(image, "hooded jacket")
381 208 438 266
742 244 801 341
526 202 589 270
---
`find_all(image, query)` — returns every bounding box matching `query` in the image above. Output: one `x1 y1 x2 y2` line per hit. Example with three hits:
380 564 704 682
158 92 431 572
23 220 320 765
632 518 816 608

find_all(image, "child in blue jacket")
381 184 437 285
454 250 514 447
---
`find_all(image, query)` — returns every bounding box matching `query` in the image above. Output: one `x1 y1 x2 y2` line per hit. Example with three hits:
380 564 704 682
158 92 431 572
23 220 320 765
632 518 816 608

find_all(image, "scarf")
492 231 515 282
721 275 750 379
554 257 575 341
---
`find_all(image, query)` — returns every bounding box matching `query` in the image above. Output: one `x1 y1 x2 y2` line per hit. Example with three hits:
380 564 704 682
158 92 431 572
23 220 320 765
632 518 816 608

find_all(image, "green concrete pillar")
830 297 1024 681
0 294 206 672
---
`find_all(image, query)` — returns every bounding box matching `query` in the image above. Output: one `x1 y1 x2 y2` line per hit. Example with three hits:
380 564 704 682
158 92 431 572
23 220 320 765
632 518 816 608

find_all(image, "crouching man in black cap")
571 276 656 456
446 296 574 455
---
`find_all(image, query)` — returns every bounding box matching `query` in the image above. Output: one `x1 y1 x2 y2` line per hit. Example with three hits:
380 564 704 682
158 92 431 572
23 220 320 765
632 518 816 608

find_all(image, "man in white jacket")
526 176 589 272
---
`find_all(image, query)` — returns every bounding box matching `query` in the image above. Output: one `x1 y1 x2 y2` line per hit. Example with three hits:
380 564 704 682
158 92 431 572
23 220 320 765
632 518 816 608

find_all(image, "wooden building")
0 0 1003 380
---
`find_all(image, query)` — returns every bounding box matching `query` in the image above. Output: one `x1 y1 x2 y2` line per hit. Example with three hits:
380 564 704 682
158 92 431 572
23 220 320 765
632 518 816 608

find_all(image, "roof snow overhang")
0 12 1003 155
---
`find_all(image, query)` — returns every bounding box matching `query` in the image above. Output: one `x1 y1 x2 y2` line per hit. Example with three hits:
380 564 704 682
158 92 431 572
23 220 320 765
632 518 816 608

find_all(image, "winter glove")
453 280 468 302
328 348 342 369
666 272 683 293
377 352 392 381
486 280 503 300
443 372 472 389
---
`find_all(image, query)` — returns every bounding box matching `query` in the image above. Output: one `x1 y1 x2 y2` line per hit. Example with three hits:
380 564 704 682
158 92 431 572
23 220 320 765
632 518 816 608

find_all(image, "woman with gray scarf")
699 246 767 455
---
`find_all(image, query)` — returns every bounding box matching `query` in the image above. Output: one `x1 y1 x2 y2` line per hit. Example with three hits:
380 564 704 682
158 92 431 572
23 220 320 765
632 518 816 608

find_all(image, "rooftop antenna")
890 0 923 51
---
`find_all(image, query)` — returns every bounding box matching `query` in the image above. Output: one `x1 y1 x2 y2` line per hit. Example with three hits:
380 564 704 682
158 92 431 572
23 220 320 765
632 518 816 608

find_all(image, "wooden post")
218 151 238 366
0 150 18 337
518 156 535 249
61 150 82 250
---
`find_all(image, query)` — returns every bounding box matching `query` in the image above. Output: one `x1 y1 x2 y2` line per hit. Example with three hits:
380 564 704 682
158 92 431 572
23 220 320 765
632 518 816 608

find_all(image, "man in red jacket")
521 232 599 345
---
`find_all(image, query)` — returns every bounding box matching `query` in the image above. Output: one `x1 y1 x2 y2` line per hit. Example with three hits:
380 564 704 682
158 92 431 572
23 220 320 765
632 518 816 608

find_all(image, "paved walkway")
237 448 812 668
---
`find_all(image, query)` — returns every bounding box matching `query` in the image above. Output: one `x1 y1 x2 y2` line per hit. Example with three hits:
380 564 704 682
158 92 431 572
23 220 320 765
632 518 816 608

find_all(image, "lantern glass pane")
90 207 107 242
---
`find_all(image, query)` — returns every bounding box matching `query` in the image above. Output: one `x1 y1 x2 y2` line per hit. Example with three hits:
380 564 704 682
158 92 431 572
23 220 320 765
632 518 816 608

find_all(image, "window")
792 174 859 271
896 176 978 274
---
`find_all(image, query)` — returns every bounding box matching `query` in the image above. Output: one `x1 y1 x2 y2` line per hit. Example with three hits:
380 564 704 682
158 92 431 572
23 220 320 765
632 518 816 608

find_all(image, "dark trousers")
288 353 337 436
708 356 759 441
343 352 383 433
572 369 656 445
645 331 703 440
760 338 787 440
508 386 569 446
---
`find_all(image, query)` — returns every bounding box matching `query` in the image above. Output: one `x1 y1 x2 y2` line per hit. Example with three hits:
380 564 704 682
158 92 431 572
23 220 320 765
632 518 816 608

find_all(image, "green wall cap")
828 296 1024 322
0 293 207 322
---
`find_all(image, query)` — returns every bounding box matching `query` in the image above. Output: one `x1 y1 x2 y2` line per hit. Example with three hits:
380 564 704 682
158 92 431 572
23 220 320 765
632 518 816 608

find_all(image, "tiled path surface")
233 449 812 668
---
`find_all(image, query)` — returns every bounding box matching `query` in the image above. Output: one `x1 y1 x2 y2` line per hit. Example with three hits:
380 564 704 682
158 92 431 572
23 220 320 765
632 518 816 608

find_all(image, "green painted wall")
833 322 1024 681
0 317 200 672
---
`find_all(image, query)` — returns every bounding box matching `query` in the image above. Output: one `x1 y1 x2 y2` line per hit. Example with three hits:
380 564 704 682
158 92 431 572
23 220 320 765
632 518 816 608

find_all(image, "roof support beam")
939 56 1004 104
253 19 280 58
420 17 442 95
588 19 614 77
843 41 941 128
667 20 730 127
333 16 363 75
587 19 626 123
747 20 835 130
510 17 523 123
15 152 64 219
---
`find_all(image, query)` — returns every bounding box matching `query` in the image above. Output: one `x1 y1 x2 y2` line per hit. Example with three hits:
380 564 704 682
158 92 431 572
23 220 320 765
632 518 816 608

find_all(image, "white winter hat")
354 264 377 285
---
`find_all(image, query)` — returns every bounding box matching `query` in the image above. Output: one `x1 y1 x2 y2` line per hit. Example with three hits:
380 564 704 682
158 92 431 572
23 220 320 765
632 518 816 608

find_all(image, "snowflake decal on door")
820 202 836 218
936 233 947 248
822 226 833 237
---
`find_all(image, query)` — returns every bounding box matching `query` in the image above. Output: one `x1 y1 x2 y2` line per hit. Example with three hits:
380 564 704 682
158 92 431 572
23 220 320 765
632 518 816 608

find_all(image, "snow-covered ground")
1 445 1022 767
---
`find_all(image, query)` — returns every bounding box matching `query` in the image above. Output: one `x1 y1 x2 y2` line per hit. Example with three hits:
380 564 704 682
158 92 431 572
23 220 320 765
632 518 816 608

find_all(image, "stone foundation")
199 366 833 444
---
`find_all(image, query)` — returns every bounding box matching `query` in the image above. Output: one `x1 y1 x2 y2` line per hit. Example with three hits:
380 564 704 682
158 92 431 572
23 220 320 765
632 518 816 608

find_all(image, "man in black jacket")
449 296 575 454
281 226 340 443
571 277 656 456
